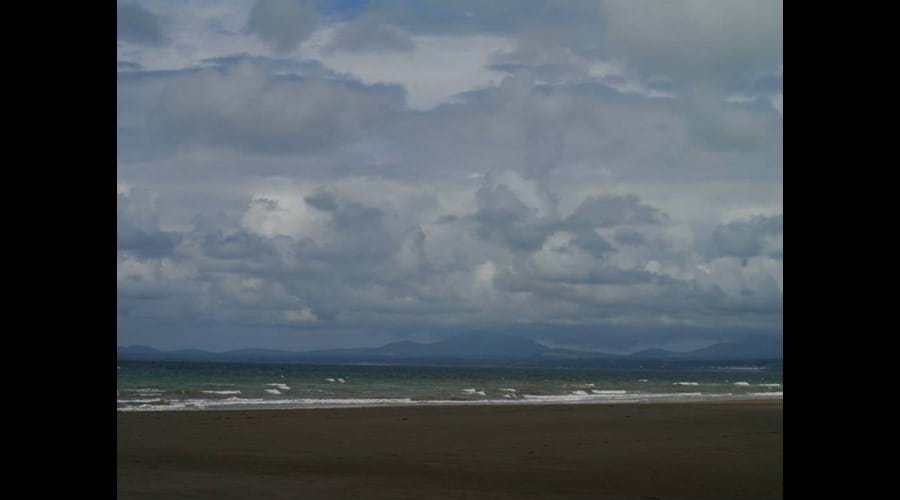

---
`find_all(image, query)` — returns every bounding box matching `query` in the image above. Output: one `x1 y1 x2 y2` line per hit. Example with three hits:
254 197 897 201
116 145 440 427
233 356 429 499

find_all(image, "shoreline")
117 392 783 412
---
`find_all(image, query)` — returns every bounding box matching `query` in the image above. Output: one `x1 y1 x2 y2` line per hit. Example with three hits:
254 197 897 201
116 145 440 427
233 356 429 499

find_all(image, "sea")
117 360 783 412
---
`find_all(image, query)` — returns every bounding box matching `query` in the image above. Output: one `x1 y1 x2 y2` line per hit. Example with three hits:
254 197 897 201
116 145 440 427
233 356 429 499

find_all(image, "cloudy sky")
117 0 782 353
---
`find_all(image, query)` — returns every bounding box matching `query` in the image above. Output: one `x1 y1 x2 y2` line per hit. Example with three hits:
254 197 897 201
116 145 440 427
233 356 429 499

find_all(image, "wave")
265 389 282 395
267 383 291 391
673 382 699 386
201 390 242 395
118 397 416 412
462 388 487 396
117 390 783 412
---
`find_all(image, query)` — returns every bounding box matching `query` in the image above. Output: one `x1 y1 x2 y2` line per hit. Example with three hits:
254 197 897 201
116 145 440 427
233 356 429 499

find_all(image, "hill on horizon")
118 333 782 364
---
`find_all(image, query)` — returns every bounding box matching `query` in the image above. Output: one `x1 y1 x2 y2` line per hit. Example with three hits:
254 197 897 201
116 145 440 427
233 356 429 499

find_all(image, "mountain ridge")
118 333 782 364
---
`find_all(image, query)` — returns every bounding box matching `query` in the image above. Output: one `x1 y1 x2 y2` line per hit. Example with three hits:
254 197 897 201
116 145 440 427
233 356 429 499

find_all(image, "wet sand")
117 400 782 500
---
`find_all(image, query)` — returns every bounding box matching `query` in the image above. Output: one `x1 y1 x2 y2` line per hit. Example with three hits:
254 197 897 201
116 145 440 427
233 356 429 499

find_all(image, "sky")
117 0 783 353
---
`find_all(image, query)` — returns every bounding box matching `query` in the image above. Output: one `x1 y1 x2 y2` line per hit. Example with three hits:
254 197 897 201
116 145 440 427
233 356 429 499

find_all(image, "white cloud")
302 29 515 109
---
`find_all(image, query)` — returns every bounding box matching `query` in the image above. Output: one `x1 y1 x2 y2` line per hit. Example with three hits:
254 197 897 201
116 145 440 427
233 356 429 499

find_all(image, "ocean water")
116 360 783 411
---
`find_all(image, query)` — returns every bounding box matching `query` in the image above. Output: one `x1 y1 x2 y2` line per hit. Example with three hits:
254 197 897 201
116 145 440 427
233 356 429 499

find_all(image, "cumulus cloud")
117 188 180 258
116 0 782 351
708 215 783 259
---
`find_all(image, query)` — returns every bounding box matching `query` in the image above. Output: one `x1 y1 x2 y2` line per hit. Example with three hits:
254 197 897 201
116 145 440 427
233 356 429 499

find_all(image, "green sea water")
116 360 783 411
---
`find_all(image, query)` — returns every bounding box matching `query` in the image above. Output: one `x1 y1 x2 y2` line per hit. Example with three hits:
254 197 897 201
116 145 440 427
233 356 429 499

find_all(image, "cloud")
116 1 782 351
602 0 783 83
122 60 405 156
322 17 415 54
117 188 180 258
708 214 783 259
246 0 320 52
565 194 667 231
117 1 166 46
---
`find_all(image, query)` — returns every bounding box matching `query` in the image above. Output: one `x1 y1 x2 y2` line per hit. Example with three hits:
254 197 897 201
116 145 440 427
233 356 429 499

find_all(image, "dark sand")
118 400 782 500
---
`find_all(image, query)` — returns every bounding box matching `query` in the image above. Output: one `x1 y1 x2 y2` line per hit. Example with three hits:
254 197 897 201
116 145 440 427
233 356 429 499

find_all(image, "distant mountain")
118 334 782 364
684 336 783 359
630 337 783 360
629 348 682 359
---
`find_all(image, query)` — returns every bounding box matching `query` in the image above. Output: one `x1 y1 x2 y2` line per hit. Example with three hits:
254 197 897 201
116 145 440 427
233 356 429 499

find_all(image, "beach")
117 400 782 499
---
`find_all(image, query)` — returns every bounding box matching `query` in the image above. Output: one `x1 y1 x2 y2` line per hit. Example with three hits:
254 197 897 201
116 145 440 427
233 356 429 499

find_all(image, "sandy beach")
117 400 782 500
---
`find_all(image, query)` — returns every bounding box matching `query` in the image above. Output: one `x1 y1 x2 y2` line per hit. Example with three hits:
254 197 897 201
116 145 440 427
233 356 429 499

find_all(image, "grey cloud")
116 2 782 351
564 195 666 231
323 17 415 54
117 61 143 72
602 0 782 83
471 183 556 252
708 214 783 259
569 231 614 258
613 228 645 246
200 230 279 261
304 191 339 212
117 189 180 258
117 2 166 46
135 61 405 155
246 0 319 52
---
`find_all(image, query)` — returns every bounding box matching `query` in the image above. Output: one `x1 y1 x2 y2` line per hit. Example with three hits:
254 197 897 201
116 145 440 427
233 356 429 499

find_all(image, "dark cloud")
708 214 783 259
613 228 646 246
471 183 556 252
117 2 166 46
564 195 666 231
246 0 319 52
117 189 180 258
304 191 339 212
